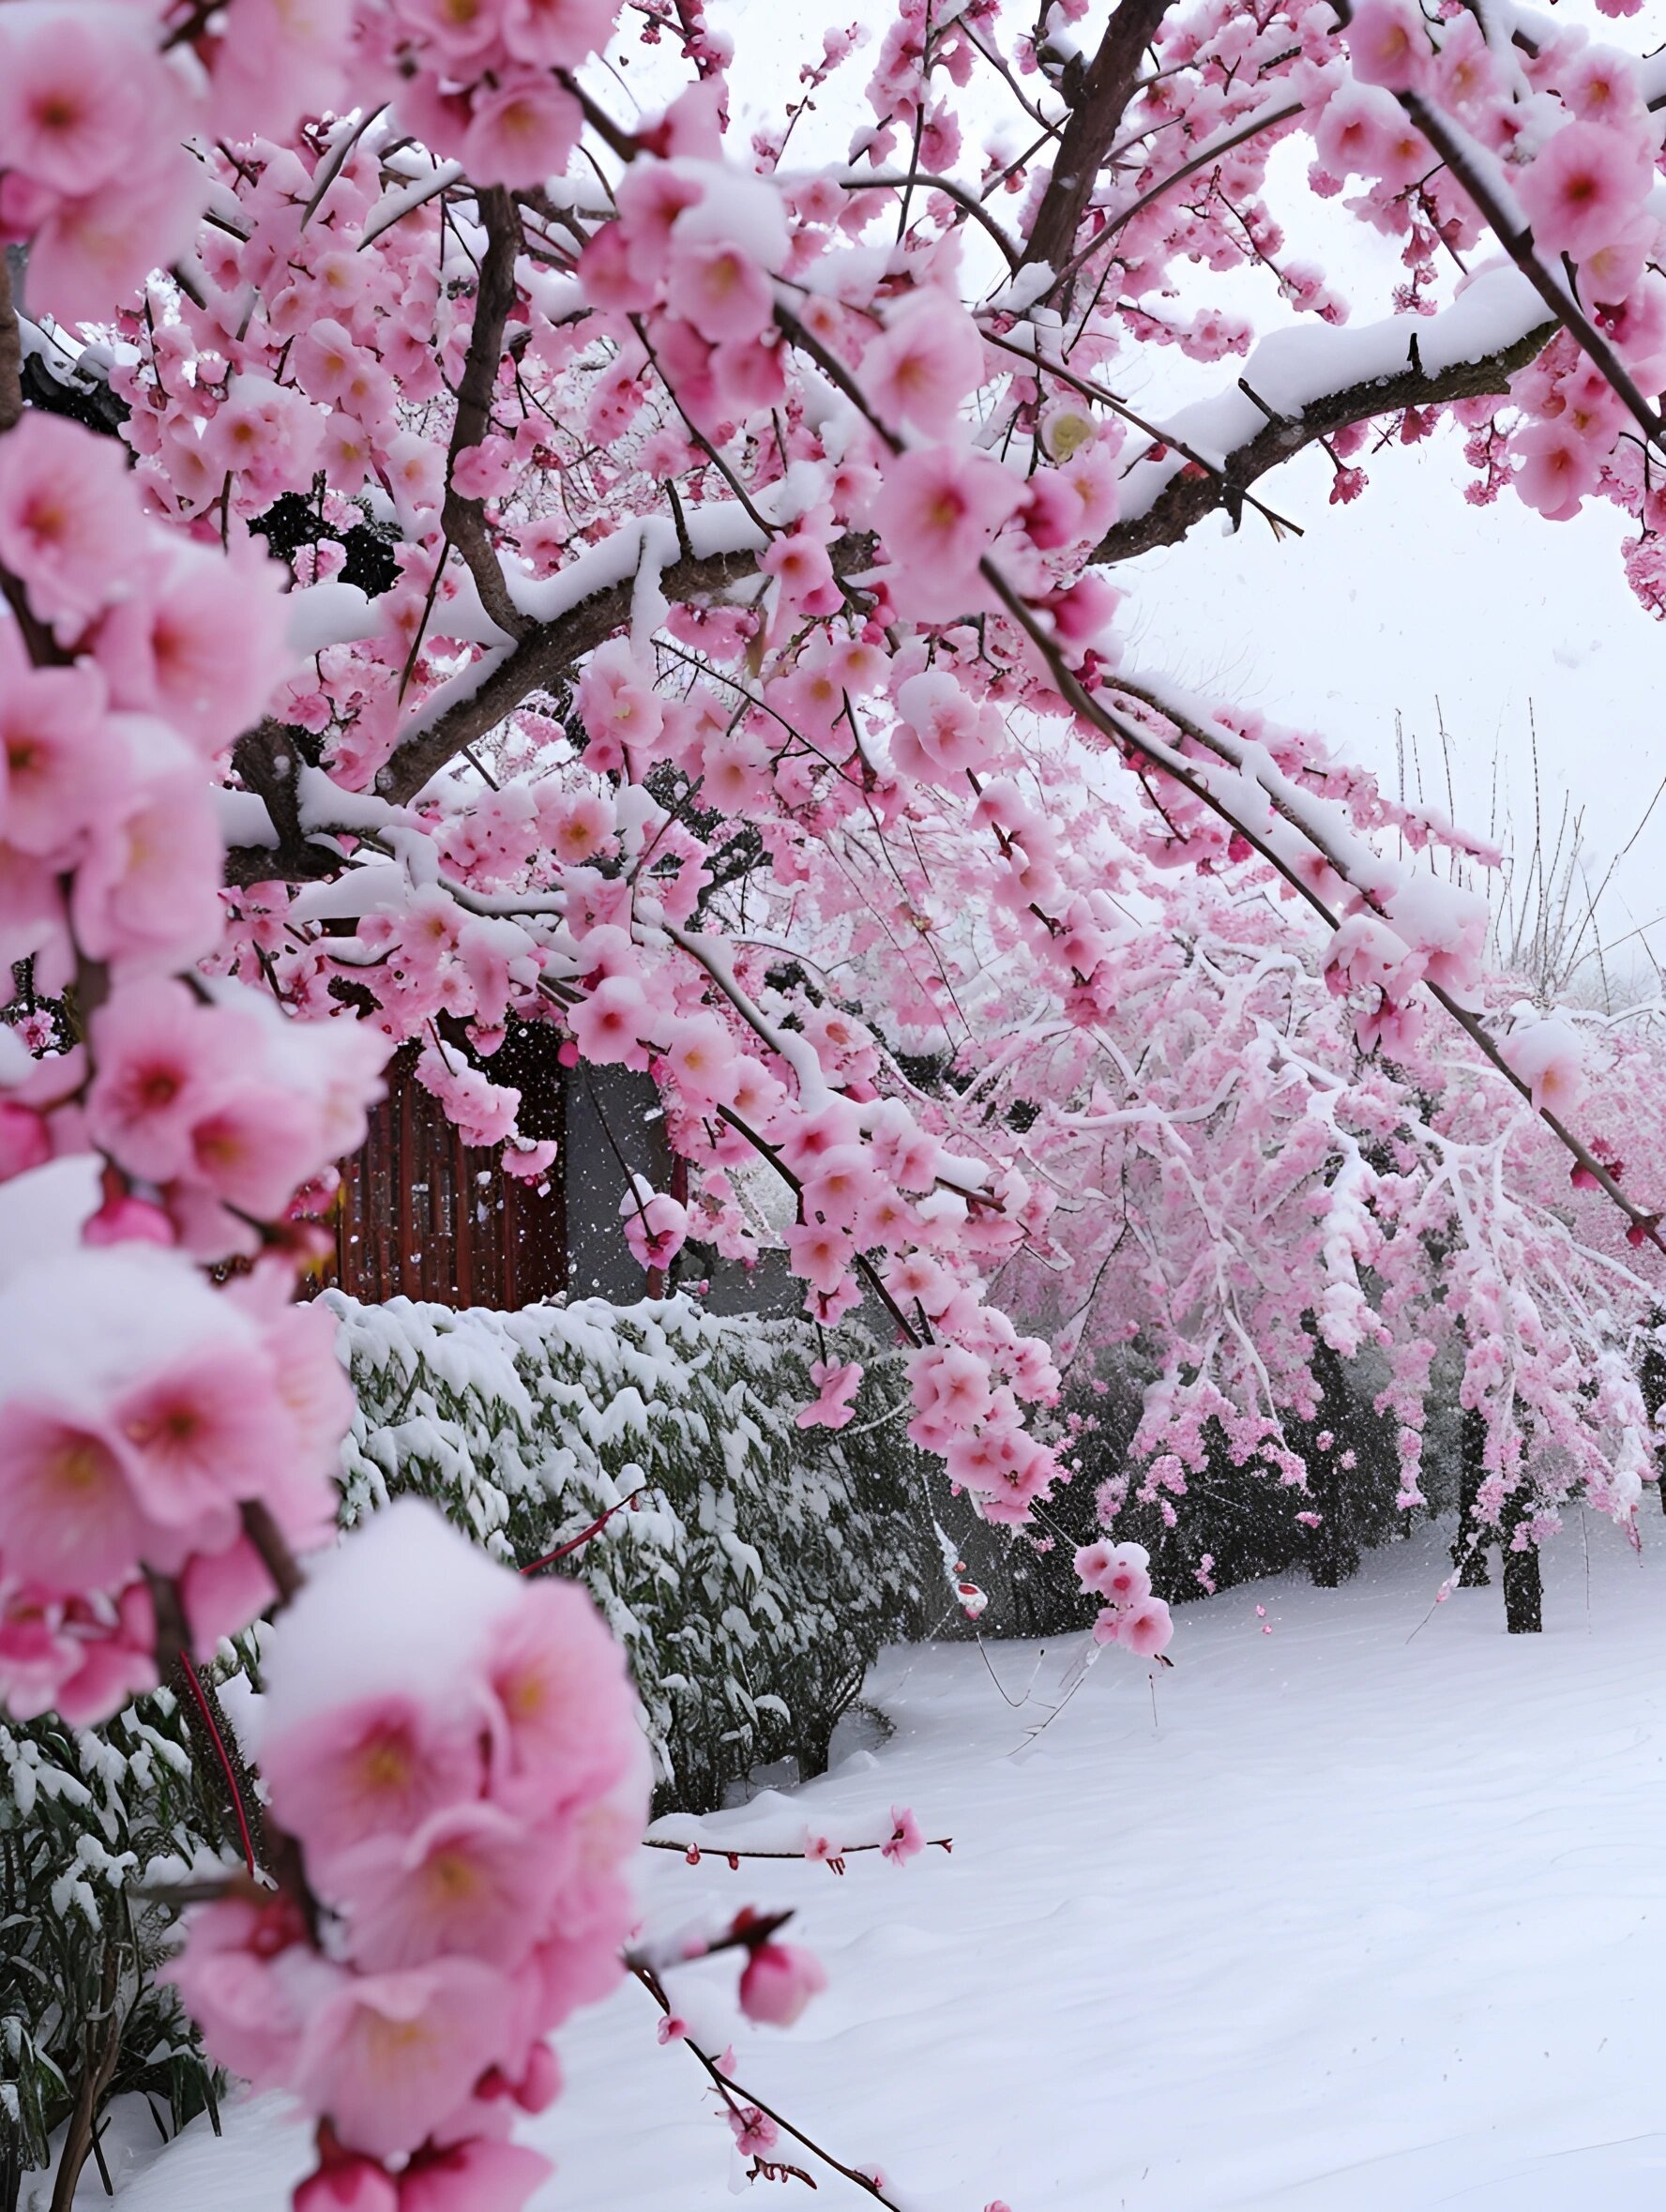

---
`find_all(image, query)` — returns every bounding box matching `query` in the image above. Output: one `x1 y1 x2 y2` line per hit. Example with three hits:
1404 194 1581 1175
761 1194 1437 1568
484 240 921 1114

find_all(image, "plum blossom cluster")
10 19 1666 2207
95 0 1659 1619
169 1504 649 2212
0 412 282 1006
1074 1540 1173 1659
1003 819 1663 1574
0 1235 347 1721
1322 0 1666 592
0 0 356 323
0 406 388 1721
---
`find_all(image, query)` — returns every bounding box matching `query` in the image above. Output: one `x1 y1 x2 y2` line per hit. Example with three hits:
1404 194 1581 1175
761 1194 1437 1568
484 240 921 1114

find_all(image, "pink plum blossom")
795 1358 862 1430
1517 120 1654 262
882 1805 924 1865
622 1184 689 1269
292 1961 514 2162
295 2154 398 2212
260 1693 487 1876
463 77 583 189
479 1581 642 1812
112 1346 287 1525
1500 1017 1588 1117
0 415 139 627
0 1409 144 1594
1121 1598 1174 1659
1344 0 1432 91
568 977 651 1064
738 1942 828 2027
502 0 618 66
870 447 1022 619
666 239 775 345
863 295 986 434
340 1802 563 1972
85 978 240 1183
397 2140 552 2212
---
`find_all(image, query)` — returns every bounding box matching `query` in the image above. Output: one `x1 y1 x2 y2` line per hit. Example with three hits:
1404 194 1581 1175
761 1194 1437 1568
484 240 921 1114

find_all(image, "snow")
0 1158 100 1290
91 1522 1666 2212
669 161 792 268
211 787 278 848
359 160 465 250
255 1497 518 1740
285 581 381 657
501 503 767 632
1117 265 1548 524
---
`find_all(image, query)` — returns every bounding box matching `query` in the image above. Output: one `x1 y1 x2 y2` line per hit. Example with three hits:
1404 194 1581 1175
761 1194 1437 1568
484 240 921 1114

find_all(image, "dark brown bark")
1452 1404 1492 1587
1085 315 1555 565
49 1945 123 2212
1020 0 1177 300
376 534 863 804
1306 1337 1360 1589
441 187 531 643
1502 1538 1543 1634
1499 1447 1542 1634
0 253 23 434
226 719 343 887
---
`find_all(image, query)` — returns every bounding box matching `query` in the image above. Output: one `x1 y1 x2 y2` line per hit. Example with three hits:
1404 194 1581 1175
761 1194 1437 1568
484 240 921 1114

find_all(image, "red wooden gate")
326 1025 567 1310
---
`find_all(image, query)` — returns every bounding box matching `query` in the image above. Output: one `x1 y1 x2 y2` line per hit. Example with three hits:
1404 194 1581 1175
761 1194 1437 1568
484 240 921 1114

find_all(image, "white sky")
1123 430 1666 971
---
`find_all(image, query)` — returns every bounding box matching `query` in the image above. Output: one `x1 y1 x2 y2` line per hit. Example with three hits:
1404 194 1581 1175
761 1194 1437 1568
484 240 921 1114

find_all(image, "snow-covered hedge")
326 1291 931 1812
0 1697 225 2209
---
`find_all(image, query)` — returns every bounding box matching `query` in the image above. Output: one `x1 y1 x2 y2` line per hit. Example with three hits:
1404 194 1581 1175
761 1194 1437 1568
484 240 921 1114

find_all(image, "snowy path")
84 1522 1666 2212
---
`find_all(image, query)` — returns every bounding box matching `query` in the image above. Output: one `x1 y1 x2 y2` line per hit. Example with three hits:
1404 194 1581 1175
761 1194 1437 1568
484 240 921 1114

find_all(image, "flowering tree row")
6 0 1666 2200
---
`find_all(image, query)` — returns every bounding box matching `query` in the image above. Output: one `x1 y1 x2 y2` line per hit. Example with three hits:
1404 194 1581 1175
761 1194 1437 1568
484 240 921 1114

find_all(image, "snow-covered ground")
68 1519 1666 2212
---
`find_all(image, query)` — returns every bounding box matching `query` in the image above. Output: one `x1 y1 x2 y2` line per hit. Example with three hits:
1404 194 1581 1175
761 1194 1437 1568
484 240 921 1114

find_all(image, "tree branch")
317 304 1558 814
1396 85 1666 459
1020 0 1177 298
227 720 343 885
377 532 869 803
0 253 23 433
442 186 532 642
1088 311 1555 562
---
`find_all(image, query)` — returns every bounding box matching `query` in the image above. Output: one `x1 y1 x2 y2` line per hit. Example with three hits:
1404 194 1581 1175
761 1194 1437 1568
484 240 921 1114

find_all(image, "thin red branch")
177 1655 259 1879
520 1486 647 1573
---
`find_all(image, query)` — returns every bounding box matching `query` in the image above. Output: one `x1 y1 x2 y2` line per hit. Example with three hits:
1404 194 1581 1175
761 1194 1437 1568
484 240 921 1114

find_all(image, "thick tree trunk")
1502 1542 1543 1634
1307 1453 1361 1587
1451 1405 1492 1586
1499 1476 1542 1634
1305 1335 1361 1588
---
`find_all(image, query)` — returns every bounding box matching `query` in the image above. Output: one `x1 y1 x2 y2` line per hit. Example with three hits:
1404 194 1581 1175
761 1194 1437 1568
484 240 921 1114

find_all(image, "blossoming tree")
7 0 1666 2198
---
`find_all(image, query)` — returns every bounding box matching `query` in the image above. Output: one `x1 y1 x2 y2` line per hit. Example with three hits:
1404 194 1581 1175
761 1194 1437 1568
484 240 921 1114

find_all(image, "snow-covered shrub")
0 1695 227 2211
326 1292 931 1812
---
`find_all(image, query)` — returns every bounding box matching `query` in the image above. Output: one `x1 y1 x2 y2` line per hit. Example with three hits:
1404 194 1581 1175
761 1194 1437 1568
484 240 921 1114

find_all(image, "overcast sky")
1124 430 1666 977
